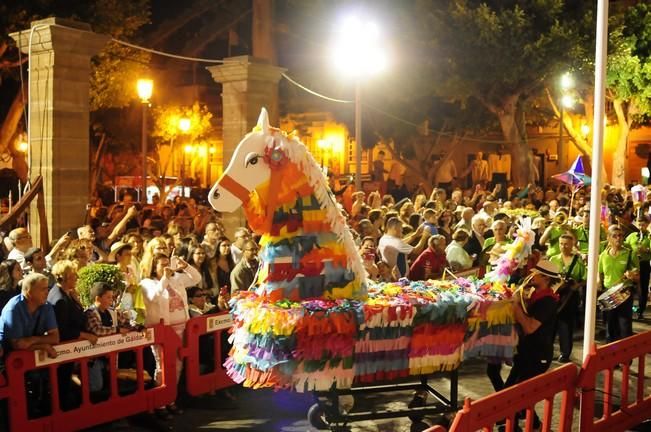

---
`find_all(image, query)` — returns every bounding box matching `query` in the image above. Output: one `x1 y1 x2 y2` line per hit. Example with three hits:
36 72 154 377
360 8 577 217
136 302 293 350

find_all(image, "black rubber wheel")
308 403 329 430
407 395 427 422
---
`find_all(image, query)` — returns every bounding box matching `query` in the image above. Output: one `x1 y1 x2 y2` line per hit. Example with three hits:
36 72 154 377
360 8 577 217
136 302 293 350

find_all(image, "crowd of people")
0 174 649 426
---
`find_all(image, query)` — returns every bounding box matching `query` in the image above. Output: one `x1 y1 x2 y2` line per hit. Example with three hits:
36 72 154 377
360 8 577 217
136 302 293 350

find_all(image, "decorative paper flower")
263 145 288 169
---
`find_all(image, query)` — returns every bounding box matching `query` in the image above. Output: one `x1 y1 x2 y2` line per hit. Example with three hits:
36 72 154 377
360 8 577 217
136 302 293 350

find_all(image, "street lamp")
331 15 387 190
137 78 153 203
558 72 574 168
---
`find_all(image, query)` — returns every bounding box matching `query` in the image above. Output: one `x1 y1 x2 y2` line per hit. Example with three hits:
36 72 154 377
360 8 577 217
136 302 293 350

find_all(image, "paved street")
93 318 651 432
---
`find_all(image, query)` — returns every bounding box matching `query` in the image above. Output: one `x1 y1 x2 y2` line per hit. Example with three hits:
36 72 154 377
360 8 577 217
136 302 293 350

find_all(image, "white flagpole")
583 0 609 363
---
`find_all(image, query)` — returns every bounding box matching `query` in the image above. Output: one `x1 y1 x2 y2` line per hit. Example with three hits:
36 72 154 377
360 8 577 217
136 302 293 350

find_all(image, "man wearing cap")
502 259 561 430
550 233 587 363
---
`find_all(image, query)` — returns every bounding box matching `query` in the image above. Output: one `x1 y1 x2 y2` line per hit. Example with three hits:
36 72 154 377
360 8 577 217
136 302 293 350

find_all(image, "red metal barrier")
577 331 651 432
3 324 182 432
426 363 578 432
182 312 234 396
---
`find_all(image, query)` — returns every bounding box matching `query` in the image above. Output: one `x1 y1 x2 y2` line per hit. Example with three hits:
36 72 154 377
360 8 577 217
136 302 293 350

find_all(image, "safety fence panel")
3 324 182 432
426 363 578 432
182 312 234 396
578 331 651 432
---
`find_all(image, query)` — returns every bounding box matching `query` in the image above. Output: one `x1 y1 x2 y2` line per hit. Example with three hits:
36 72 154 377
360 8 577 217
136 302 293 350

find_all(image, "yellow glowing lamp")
18 142 28 153
179 118 191 133
136 79 153 103
184 144 194 154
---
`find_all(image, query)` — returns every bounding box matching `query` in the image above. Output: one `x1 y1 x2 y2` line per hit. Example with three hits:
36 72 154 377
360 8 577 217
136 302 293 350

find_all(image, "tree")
606 3 651 187
150 102 213 200
0 0 151 156
415 0 592 186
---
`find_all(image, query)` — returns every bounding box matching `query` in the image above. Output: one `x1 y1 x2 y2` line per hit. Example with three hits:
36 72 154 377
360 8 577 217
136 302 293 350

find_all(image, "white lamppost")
137 79 153 203
331 15 387 190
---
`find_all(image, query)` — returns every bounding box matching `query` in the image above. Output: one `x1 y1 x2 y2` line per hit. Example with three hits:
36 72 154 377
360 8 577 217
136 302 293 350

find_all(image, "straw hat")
108 242 131 262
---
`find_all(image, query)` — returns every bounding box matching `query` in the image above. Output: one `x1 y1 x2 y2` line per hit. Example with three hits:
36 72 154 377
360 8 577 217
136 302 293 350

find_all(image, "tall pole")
582 0 608 364
141 103 147 203
559 106 563 167
355 80 362 191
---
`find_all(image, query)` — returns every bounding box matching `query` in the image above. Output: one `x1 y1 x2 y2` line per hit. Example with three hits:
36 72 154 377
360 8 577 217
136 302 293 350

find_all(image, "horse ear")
256 108 270 134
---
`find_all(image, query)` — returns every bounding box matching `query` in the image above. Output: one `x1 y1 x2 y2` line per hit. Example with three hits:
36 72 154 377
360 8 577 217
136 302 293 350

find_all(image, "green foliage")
0 0 151 110
152 102 214 142
607 3 651 125
77 264 125 308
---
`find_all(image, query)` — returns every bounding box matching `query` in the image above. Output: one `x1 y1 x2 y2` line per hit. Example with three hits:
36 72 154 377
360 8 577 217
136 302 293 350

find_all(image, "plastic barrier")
426 363 578 432
577 331 651 432
2 324 182 432
182 312 234 396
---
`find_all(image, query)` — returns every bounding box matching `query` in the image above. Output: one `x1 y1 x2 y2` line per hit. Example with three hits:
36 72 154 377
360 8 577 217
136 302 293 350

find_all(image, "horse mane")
268 130 367 285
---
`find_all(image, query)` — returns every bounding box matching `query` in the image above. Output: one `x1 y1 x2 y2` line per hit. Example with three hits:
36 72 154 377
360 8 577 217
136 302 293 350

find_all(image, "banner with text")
35 329 155 367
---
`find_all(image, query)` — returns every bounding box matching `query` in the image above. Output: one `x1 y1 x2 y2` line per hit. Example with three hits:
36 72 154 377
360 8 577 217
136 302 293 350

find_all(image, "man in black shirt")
502 259 561 430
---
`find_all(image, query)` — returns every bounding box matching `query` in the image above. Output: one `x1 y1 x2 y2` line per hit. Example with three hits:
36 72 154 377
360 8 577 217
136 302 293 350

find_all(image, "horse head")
208 108 274 213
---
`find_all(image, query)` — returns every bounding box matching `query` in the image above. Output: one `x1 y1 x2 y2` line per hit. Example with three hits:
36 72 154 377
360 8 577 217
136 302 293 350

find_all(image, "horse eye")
245 153 259 167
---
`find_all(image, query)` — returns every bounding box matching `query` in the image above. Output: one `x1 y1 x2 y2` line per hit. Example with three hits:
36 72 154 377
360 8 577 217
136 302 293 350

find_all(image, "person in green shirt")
598 225 640 342
573 207 607 256
625 215 651 319
540 208 571 257
550 233 587 362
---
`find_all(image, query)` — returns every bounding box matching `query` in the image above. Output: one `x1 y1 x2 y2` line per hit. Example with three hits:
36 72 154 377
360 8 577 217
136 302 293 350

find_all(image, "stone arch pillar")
10 18 108 245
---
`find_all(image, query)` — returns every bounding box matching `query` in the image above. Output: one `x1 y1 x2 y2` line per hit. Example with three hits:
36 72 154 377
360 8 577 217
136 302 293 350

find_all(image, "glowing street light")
331 14 388 190
18 141 28 153
179 117 191 133
558 72 575 168
136 78 153 203
581 124 590 137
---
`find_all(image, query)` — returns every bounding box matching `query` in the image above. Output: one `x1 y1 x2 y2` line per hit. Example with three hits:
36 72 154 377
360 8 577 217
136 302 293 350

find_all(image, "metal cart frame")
308 370 459 431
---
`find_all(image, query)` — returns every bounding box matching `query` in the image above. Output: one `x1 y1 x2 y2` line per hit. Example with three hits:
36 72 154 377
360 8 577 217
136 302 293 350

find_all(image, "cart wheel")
308 403 329 430
408 394 427 422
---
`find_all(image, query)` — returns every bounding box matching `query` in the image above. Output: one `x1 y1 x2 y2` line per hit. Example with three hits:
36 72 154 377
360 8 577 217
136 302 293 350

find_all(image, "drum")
597 282 632 311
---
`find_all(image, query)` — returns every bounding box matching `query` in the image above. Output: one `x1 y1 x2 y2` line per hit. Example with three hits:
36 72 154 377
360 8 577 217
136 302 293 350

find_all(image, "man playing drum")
550 233 586 363
598 225 639 342
625 215 651 320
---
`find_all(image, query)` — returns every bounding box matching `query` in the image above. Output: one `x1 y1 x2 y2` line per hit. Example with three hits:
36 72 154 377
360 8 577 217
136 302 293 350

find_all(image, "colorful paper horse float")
208 108 518 393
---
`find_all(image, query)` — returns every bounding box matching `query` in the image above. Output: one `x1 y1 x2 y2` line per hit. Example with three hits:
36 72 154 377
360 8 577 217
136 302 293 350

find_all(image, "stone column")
207 56 285 234
10 18 108 245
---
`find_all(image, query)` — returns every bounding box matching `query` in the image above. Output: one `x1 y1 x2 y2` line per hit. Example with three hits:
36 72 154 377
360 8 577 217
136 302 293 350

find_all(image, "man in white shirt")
378 217 414 279
230 227 251 264
7 228 33 270
434 153 457 195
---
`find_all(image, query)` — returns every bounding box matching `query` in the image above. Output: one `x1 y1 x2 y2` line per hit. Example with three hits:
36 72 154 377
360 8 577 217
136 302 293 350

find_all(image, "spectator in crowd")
464 214 488 266
437 209 454 244
49 260 98 410
378 217 415 279
0 273 59 418
230 240 259 294
7 228 33 271
230 228 251 264
140 237 170 279
446 229 473 271
359 236 379 280
110 242 145 327
84 282 130 398
0 272 58 356
410 235 448 280
214 238 236 297
201 222 223 259
455 207 475 233
24 248 55 287
0 259 22 311
140 254 200 417
186 244 214 293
